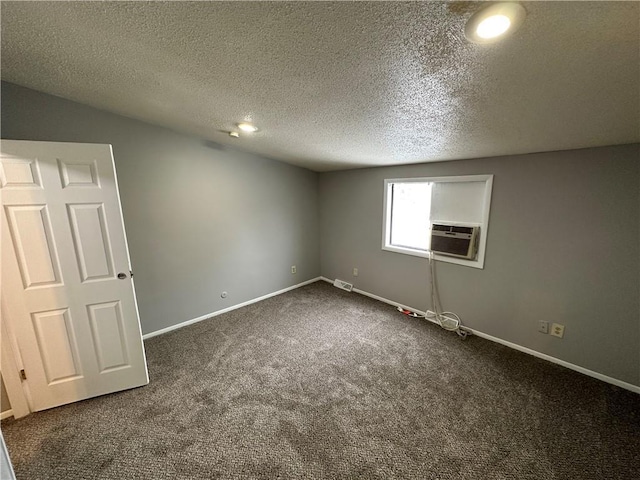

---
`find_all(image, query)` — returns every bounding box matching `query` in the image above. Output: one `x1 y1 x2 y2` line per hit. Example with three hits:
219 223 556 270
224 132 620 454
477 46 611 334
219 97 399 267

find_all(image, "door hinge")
19 369 26 380
130 270 134 278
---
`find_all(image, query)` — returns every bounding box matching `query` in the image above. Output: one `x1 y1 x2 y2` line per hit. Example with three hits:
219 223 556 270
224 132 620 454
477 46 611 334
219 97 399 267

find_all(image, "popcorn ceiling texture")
1 1 638 171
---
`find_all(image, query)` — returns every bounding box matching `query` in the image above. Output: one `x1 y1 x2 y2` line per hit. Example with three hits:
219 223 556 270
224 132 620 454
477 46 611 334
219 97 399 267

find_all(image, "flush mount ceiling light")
465 2 526 44
236 122 259 133
229 131 240 138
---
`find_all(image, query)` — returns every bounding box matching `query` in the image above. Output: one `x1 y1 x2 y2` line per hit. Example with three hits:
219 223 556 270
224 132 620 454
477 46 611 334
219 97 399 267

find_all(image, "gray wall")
2 81 638 388
319 145 640 386
1 82 320 335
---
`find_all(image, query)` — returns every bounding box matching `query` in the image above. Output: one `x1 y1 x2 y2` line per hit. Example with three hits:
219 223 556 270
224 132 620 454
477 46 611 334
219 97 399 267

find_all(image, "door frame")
1 316 30 419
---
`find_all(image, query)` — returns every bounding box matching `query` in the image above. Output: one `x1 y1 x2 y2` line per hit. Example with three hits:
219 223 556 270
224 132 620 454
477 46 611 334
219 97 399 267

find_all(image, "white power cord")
395 252 470 338
427 251 469 339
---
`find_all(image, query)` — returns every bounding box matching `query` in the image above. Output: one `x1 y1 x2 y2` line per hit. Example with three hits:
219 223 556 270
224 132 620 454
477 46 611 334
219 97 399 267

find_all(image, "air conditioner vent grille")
430 223 480 260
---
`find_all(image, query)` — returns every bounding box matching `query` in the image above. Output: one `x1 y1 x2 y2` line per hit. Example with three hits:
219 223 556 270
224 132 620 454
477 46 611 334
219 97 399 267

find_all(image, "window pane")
390 182 431 250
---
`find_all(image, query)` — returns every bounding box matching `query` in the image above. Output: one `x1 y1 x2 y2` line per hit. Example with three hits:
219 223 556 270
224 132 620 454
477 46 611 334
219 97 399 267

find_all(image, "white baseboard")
143 277 322 340
320 277 640 394
0 410 13 421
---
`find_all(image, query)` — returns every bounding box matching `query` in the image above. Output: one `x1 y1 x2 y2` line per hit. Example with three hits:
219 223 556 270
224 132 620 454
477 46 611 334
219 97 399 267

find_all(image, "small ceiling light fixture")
465 2 526 44
229 131 240 138
236 122 259 133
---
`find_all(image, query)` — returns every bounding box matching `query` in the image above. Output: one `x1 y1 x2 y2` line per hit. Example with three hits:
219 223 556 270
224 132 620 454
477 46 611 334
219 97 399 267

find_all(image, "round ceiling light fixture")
237 122 259 133
465 2 526 44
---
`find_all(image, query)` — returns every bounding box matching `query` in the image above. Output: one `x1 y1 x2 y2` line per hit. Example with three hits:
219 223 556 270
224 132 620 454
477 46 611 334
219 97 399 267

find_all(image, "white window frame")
382 174 493 269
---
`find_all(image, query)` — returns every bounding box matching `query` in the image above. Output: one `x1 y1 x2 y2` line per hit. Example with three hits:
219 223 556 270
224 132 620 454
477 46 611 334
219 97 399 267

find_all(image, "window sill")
382 245 484 269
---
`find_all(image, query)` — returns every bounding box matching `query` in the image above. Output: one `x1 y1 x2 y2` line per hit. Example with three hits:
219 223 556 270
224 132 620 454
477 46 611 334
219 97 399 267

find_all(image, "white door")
1 140 148 413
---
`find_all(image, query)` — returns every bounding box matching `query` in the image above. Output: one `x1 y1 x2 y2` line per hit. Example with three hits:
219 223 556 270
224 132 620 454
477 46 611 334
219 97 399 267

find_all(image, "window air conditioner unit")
430 223 480 260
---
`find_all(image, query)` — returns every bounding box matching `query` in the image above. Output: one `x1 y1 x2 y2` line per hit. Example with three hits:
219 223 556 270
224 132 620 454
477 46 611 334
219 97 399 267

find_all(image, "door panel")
31 308 82 384
0 156 42 188
1 140 148 413
87 300 130 372
5 204 64 289
67 203 115 282
57 159 99 188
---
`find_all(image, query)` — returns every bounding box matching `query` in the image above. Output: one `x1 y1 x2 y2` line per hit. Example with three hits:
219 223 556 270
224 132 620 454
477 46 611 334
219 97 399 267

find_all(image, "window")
382 175 493 268
388 182 432 251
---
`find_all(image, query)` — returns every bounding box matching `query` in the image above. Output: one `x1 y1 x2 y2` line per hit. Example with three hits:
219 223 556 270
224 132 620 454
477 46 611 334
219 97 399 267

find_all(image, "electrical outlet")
353 267 358 277
291 265 297 274
551 323 565 338
538 320 549 334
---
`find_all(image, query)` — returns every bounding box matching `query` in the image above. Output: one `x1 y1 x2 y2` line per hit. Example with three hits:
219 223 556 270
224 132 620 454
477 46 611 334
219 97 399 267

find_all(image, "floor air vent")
333 279 353 292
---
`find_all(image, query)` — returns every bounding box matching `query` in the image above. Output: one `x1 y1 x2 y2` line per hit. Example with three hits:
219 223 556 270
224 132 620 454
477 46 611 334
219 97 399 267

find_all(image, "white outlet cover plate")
551 323 565 338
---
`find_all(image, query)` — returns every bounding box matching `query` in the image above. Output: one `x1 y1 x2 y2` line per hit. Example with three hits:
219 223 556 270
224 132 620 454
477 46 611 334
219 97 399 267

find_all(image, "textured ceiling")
1 1 639 171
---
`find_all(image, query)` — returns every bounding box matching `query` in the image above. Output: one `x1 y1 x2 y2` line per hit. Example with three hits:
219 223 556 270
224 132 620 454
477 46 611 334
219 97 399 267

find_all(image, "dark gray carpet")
2 281 639 479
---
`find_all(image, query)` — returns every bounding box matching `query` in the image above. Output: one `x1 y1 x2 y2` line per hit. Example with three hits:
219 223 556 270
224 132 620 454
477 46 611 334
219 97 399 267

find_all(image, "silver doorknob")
117 272 127 279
